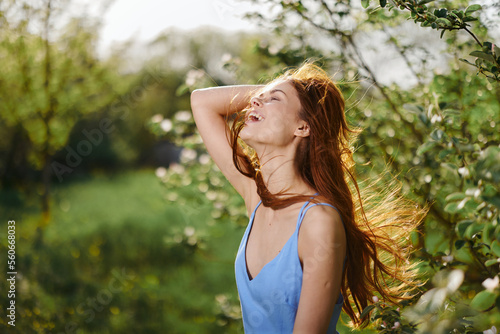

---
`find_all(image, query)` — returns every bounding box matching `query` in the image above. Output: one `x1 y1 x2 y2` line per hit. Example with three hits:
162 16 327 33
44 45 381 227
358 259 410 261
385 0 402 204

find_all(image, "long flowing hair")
228 62 426 326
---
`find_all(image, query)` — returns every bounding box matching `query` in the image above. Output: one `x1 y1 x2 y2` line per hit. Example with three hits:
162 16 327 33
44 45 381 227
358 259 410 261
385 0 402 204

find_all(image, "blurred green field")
0 169 373 333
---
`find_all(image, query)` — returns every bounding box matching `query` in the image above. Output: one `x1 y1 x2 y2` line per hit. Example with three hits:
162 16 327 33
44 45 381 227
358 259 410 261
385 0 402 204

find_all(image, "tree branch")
463 26 482 47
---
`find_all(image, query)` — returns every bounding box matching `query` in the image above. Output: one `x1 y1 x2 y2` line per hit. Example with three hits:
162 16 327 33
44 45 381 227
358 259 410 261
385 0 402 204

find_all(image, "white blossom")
160 119 173 132
431 114 442 123
458 167 470 177
199 154 211 165
184 226 195 237
221 53 232 63
186 69 204 86
442 255 454 263
484 326 497 334
151 114 163 123
181 148 197 163
482 275 499 292
175 110 192 122
155 167 167 178
446 269 464 292
169 163 185 174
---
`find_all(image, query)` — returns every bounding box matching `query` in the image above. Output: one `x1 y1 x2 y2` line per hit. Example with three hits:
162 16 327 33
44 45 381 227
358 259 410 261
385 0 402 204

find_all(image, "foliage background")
0 0 499 333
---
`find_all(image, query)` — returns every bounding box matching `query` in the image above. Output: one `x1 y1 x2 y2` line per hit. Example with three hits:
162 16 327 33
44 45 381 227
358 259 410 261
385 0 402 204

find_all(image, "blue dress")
235 199 344 333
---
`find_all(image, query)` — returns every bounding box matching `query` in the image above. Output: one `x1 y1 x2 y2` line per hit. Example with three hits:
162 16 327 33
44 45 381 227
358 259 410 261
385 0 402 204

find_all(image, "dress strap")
296 200 313 227
296 202 343 230
250 200 262 222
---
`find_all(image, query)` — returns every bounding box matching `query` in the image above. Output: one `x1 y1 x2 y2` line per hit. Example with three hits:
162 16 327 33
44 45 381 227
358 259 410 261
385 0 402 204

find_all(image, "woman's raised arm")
190 85 262 208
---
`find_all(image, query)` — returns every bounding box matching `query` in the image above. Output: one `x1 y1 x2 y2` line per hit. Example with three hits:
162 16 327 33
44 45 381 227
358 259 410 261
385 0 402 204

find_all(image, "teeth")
249 112 263 121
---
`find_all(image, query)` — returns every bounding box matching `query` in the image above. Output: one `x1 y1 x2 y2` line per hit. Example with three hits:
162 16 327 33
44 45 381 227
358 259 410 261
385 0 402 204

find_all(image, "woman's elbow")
190 89 203 112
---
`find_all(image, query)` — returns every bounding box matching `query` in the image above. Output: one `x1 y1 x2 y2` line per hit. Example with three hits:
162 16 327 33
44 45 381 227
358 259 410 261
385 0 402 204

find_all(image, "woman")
190 63 422 333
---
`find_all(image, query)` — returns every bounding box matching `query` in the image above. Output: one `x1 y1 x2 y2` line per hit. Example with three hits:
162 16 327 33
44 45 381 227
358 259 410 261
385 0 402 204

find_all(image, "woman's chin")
239 128 251 142
238 132 257 148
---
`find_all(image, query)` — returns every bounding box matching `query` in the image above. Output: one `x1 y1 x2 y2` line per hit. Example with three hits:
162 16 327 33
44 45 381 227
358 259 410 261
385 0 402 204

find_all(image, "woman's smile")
246 110 265 124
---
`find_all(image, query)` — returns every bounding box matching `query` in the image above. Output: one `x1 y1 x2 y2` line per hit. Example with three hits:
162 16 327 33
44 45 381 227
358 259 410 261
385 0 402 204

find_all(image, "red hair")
229 63 425 326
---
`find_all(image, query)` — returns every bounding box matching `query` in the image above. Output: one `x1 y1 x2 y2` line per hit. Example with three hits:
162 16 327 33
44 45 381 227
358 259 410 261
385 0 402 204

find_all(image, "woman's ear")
294 121 310 138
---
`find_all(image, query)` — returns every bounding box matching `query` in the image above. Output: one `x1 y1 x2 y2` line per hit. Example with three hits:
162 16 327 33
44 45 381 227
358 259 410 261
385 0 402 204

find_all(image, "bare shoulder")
300 204 344 235
298 204 346 261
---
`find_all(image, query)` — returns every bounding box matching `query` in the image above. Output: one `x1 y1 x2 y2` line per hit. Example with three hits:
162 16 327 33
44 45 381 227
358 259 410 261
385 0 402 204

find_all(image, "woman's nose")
250 97 262 107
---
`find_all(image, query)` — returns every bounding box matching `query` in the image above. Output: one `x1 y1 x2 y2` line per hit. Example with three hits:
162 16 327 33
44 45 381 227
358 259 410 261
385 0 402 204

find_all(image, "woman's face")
239 80 306 149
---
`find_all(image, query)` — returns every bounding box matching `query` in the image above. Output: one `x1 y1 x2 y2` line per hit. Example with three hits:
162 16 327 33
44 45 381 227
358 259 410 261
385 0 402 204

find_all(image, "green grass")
0 169 373 333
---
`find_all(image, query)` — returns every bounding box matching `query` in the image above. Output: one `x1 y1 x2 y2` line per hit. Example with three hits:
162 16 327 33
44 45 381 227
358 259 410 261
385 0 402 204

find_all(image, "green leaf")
446 192 465 202
459 58 476 66
445 202 459 214
455 136 467 144
410 231 420 247
455 239 466 250
483 223 496 244
464 222 483 239
491 241 500 257
418 0 435 4
494 44 500 56
430 129 444 141
442 109 461 116
470 51 496 63
455 220 473 238
485 259 499 267
449 12 459 20
403 103 424 114
470 290 496 311
441 162 457 173
176 84 190 96
484 196 500 209
360 304 376 318
436 18 451 26
417 141 437 155
361 0 370 9
418 113 428 124
463 16 478 22
456 143 476 152
465 4 482 14
434 8 448 17
438 148 454 159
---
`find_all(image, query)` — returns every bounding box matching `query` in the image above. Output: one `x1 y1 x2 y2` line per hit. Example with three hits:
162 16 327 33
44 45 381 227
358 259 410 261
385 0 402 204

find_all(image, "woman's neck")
256 145 314 196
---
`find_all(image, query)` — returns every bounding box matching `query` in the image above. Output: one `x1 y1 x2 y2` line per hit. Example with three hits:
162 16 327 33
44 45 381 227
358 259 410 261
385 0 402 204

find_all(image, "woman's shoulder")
299 202 344 240
297 202 346 263
303 202 342 223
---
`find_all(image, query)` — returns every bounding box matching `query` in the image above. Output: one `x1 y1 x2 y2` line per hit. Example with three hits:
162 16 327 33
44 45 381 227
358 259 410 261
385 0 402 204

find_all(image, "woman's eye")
270 97 279 101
